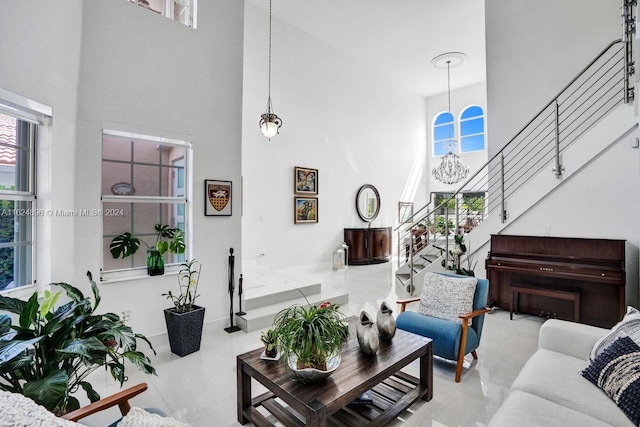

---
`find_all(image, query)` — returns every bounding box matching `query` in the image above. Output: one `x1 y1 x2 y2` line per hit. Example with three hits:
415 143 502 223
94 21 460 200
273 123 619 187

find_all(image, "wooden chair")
396 273 490 382
61 383 148 423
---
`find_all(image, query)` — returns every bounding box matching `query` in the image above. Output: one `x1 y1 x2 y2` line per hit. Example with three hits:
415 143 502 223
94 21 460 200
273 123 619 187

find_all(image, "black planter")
163 305 205 357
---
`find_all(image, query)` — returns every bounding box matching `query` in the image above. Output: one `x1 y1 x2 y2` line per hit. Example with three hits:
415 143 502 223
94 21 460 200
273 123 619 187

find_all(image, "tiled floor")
81 263 545 427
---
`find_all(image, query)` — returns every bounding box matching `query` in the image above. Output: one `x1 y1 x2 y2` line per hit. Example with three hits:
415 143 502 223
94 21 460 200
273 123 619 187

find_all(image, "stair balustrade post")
552 99 564 179
500 153 507 224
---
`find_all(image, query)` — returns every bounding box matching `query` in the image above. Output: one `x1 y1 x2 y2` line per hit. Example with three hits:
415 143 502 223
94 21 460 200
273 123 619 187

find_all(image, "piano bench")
509 283 581 322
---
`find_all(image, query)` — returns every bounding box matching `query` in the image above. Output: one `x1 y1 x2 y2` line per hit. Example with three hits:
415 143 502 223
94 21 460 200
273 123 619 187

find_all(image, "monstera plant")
0 272 156 415
110 223 185 275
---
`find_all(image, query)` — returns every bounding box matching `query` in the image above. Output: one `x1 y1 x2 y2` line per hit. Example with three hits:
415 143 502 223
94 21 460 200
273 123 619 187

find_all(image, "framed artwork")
294 166 318 195
294 197 318 224
205 179 232 216
398 202 413 223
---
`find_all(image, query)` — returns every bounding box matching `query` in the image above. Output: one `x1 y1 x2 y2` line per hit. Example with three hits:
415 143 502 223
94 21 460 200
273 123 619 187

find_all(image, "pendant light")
259 0 282 140
431 52 469 185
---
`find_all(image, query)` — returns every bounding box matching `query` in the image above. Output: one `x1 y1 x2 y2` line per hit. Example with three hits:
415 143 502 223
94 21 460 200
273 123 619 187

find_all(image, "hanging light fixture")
431 52 469 185
259 0 282 140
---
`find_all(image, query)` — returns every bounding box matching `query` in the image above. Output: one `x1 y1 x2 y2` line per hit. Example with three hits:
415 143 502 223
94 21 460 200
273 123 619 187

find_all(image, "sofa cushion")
511 348 634 426
487 390 613 427
396 311 479 360
582 336 640 426
417 272 476 324
590 306 640 361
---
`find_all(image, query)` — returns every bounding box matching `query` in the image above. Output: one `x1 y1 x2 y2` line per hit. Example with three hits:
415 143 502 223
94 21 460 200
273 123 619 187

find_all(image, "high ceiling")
245 0 486 97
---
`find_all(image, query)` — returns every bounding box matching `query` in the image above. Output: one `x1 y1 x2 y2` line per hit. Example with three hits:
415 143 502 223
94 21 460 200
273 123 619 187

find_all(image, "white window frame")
0 88 52 297
100 125 193 282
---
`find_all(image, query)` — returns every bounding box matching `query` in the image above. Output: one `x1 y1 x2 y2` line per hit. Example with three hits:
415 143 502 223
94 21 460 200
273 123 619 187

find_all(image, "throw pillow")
118 407 190 427
581 336 640 426
417 272 477 324
590 306 640 361
0 390 77 427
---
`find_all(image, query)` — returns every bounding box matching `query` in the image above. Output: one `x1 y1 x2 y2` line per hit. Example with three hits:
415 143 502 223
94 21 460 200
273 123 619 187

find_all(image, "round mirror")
356 184 380 223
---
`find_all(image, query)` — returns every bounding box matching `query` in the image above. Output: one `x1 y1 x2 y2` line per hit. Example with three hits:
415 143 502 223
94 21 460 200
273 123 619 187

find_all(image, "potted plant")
272 301 348 381
0 272 156 416
110 223 185 276
162 259 204 357
260 328 279 358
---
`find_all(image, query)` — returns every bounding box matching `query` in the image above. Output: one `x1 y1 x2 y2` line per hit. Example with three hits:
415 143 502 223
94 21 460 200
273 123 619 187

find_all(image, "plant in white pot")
162 259 204 356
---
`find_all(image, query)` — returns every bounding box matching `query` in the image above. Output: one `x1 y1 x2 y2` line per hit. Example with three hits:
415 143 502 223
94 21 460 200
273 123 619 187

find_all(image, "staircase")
235 270 349 332
396 37 636 294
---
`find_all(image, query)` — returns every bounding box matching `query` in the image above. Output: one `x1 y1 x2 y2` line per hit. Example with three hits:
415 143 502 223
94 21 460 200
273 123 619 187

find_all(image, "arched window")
433 112 454 156
460 105 485 152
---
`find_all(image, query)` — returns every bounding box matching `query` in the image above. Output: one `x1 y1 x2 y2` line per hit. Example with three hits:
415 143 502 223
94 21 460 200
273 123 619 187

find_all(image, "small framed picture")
294 197 318 224
294 166 318 195
398 202 413 223
205 179 232 216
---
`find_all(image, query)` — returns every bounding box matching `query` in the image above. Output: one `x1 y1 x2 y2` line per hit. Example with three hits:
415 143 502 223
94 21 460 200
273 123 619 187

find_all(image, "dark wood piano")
485 234 625 328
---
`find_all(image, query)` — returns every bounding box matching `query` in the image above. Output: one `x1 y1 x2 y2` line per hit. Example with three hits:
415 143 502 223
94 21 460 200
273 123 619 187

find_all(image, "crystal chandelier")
431 53 468 185
259 0 283 140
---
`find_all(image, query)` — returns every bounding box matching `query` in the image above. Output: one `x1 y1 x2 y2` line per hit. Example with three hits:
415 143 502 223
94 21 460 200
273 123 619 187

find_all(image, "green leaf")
0 294 27 315
0 336 41 364
108 325 136 352
57 337 106 358
79 381 101 403
39 290 61 318
0 353 33 376
169 230 185 254
156 241 169 255
0 314 11 336
134 333 156 355
41 301 79 336
23 370 68 412
109 362 125 385
19 293 39 330
123 351 157 376
110 232 141 259
51 282 84 303
86 271 101 310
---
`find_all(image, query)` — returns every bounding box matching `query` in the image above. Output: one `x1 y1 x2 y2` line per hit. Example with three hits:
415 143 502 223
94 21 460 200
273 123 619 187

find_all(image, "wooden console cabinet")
344 227 392 265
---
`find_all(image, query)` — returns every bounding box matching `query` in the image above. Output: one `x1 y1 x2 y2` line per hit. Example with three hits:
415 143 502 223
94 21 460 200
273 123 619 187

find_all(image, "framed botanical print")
205 179 232 216
294 197 318 224
294 166 318 195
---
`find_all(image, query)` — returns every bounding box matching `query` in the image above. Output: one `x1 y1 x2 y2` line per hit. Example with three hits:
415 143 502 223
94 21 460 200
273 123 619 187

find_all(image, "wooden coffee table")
237 328 433 426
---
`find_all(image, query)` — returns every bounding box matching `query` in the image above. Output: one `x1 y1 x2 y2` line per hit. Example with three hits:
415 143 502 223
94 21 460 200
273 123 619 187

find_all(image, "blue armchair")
396 273 490 382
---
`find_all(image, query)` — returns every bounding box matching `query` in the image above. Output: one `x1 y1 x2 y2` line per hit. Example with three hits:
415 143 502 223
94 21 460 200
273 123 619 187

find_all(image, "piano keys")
485 234 625 328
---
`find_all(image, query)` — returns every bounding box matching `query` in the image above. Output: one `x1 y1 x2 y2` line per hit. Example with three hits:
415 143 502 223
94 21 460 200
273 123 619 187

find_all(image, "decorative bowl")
287 352 341 382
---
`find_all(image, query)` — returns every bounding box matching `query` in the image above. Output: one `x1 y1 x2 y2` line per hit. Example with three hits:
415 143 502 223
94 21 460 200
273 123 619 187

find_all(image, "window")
0 113 37 291
101 129 191 276
128 0 197 28
433 112 455 156
460 106 485 152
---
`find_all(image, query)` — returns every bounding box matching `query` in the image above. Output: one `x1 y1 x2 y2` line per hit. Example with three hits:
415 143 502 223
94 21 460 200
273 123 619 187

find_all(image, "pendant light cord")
267 0 272 105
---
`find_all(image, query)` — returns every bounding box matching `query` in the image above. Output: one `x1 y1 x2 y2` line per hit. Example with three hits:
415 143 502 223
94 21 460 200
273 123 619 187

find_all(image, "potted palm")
162 259 204 356
0 272 156 416
272 301 348 382
110 223 185 276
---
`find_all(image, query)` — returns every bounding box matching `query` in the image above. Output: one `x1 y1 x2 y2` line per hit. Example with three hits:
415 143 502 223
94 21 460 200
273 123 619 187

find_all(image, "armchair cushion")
417 272 477 324
118 407 189 427
396 311 479 360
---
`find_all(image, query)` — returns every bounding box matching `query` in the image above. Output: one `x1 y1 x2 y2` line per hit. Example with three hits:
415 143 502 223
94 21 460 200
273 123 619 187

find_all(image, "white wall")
485 0 621 156
241 4 429 271
0 0 245 337
0 0 83 286
484 0 640 306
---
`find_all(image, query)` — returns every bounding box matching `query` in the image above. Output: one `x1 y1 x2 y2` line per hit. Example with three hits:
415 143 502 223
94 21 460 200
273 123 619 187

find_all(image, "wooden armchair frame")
61 383 148 422
397 297 490 382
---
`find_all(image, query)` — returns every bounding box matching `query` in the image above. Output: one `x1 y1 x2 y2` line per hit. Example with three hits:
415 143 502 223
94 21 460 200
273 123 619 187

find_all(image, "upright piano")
485 234 625 328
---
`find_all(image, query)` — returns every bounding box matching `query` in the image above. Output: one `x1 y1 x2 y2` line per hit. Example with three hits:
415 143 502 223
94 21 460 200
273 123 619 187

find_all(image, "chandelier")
431 52 468 185
259 0 283 140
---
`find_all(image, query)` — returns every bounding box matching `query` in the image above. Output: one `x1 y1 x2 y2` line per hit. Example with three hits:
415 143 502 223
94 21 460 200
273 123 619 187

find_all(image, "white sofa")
488 319 634 427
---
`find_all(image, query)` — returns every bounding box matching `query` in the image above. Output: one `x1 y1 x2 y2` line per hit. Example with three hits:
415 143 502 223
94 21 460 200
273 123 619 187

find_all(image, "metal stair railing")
395 38 631 292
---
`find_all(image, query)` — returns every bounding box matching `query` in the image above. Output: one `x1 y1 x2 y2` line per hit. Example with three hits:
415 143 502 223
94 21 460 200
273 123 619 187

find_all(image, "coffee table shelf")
237 328 433 427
